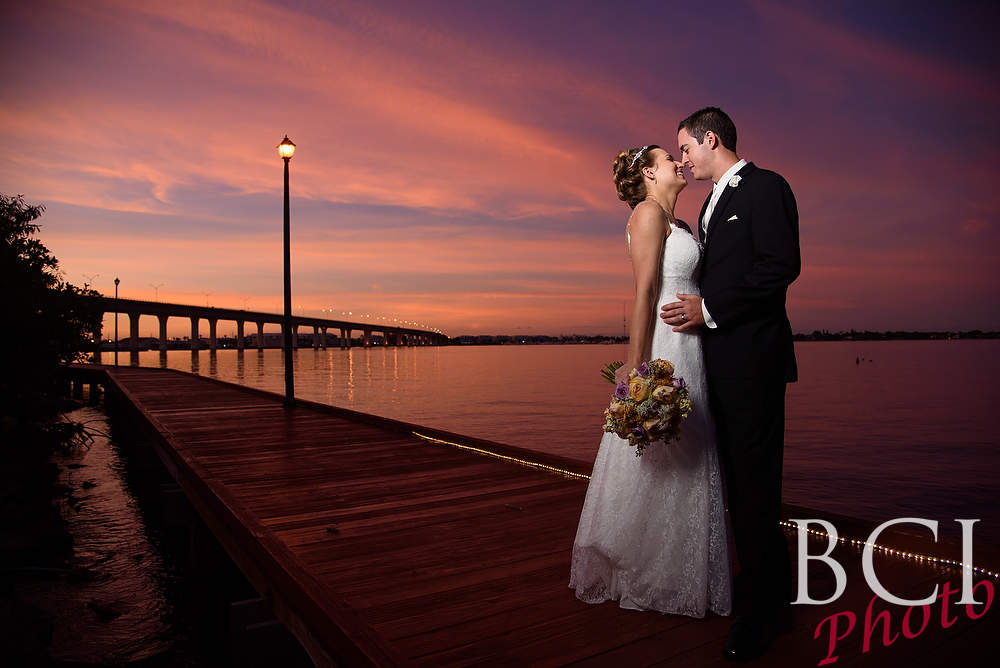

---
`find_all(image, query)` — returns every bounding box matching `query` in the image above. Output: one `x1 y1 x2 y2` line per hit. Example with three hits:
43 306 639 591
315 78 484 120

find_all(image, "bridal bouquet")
600 359 692 457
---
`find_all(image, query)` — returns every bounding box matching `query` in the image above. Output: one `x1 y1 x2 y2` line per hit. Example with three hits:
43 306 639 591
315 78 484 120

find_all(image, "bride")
569 145 732 617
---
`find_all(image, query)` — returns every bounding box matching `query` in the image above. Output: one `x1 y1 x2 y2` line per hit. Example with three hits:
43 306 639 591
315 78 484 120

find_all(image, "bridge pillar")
236 320 245 351
340 328 347 349
313 326 320 349
292 324 298 349
128 312 141 351
158 314 168 351
190 317 200 350
208 319 218 351
363 329 371 347
256 321 265 350
345 329 352 348
321 327 328 349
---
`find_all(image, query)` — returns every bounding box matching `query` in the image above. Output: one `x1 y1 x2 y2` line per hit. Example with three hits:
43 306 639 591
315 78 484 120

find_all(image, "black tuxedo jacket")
698 162 800 383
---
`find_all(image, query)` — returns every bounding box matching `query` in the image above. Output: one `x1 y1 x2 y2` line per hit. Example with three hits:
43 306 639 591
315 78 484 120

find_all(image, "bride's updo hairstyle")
613 144 660 209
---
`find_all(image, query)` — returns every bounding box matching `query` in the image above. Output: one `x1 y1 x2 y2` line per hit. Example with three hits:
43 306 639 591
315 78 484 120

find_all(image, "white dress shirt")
700 158 746 329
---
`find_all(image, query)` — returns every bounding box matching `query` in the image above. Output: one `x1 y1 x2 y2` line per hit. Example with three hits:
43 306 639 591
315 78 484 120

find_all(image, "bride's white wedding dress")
569 221 732 618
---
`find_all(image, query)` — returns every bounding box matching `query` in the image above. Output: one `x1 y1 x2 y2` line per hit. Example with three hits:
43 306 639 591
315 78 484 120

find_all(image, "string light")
411 431 591 480
779 520 1000 580
411 432 999 578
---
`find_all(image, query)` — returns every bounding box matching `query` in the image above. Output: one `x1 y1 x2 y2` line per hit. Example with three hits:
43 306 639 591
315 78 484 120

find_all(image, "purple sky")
2 0 998 336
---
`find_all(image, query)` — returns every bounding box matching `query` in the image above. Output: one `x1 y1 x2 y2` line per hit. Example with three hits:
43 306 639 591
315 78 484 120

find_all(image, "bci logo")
790 518 994 666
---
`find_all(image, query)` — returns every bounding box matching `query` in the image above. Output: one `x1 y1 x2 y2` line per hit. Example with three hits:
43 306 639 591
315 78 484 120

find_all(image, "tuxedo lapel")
705 162 756 247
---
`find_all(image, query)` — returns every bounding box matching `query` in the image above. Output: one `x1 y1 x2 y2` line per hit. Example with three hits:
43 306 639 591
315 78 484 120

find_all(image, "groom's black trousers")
708 376 792 617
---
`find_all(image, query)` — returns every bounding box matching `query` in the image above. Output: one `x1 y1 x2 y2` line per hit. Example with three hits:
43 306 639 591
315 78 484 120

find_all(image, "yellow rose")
658 360 674 377
629 378 651 402
643 417 660 432
608 400 626 418
651 385 675 403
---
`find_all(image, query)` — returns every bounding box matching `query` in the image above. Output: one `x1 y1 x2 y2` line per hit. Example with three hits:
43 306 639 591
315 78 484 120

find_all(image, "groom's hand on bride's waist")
661 294 705 332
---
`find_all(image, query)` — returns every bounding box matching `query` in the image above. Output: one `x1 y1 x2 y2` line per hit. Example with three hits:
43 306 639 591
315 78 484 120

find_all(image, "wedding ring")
680 313 686 321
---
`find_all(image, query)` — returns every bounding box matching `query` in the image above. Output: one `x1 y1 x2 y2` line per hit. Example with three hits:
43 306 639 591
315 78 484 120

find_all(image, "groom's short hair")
678 107 737 152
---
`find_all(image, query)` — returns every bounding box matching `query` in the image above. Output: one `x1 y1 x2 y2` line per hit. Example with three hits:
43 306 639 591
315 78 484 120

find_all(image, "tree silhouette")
1 193 103 443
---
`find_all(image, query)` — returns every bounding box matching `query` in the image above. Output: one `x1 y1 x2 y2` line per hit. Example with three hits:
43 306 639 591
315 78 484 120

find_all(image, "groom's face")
678 128 712 181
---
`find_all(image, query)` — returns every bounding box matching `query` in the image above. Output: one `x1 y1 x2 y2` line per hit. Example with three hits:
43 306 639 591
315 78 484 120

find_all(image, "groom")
660 107 800 661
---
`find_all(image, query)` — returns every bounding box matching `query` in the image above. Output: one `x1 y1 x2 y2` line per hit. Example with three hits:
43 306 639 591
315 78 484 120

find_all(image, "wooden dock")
69 365 997 667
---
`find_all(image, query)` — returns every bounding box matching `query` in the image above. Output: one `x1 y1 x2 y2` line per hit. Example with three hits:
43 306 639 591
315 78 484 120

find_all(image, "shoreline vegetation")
2 193 105 661
447 330 998 345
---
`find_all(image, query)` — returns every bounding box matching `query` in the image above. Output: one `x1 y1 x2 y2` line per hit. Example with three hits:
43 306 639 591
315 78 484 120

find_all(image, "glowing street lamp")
278 135 296 160
278 135 296 407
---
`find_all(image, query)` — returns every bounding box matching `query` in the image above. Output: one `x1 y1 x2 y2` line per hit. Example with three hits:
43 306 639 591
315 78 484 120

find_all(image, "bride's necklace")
644 195 675 222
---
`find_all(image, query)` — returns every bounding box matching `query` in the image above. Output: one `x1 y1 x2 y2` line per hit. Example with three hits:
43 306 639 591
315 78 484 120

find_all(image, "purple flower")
630 426 647 438
615 382 629 400
636 361 650 378
672 376 686 389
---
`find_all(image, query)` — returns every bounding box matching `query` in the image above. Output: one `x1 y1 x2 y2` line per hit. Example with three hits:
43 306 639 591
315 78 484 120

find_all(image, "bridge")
88 296 449 352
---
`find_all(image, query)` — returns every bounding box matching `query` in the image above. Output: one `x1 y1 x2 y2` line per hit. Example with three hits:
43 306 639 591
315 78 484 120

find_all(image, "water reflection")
346 348 355 402
41 406 174 663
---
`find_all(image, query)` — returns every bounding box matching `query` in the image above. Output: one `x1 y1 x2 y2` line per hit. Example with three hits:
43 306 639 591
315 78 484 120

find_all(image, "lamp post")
278 135 296 407
114 277 120 367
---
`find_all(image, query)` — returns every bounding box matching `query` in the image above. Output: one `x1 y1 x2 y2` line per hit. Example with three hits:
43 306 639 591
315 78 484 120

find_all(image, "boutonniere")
728 175 742 188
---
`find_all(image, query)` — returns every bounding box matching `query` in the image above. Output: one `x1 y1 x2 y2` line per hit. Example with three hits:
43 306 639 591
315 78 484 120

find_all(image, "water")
48 407 171 663
17 405 232 666
100 340 1000 545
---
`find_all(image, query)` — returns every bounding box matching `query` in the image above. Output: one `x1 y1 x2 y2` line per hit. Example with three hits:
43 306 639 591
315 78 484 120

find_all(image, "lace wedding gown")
569 222 732 617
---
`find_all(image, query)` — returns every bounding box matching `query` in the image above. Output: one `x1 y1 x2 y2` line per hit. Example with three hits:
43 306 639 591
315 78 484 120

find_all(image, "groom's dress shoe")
722 608 792 662
723 617 771 662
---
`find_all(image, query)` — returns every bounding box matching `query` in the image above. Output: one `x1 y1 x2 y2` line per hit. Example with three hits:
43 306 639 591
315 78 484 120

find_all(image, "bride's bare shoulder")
628 200 670 237
629 200 667 225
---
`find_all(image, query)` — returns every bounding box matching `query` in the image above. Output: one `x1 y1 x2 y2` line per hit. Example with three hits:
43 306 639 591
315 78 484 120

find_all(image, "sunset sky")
3 0 998 337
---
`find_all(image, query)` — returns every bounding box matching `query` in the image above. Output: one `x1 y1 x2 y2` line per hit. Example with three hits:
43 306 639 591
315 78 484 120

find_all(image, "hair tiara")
629 145 650 169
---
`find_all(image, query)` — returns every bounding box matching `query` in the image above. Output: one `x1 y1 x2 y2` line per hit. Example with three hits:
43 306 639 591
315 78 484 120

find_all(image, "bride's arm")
621 202 669 378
